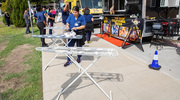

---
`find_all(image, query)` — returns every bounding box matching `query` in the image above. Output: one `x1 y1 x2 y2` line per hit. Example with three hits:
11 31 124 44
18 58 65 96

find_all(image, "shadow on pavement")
52 73 82 100
66 72 124 82
65 72 124 92
52 72 123 100
176 47 180 55
56 56 94 61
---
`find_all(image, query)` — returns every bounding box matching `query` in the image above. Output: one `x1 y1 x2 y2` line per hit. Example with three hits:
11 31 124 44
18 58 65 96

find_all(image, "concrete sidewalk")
42 22 180 100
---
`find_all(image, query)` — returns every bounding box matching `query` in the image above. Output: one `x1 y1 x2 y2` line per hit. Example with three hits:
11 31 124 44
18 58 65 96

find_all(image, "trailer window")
127 0 139 4
103 0 112 11
77 1 80 7
114 0 126 11
150 0 156 7
81 0 102 9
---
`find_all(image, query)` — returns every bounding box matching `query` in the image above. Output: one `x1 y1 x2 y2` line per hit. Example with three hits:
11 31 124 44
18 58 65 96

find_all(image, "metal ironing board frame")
36 47 119 100
32 35 83 71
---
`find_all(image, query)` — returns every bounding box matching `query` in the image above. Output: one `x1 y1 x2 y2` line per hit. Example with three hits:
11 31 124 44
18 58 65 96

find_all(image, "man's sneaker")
77 58 81 63
64 61 71 67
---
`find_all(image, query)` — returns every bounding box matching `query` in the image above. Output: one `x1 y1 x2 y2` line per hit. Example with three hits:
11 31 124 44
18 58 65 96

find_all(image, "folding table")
36 47 119 100
31 35 82 71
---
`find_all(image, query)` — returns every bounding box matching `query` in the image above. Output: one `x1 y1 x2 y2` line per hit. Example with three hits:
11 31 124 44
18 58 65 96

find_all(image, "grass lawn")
0 17 43 100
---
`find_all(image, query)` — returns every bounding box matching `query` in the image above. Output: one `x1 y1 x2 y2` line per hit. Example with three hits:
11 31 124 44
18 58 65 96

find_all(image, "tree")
1 2 6 12
0 0 6 2
2 0 13 24
11 0 28 27
30 0 55 5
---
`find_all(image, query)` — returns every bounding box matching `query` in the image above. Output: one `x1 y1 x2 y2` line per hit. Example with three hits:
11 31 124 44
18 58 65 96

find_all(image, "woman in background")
83 7 94 43
52 7 56 23
24 10 31 34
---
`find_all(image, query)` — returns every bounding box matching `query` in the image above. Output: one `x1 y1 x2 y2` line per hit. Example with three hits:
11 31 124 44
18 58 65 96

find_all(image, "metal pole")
179 2 180 17
0 7 2 17
141 0 146 39
28 1 34 35
142 0 146 19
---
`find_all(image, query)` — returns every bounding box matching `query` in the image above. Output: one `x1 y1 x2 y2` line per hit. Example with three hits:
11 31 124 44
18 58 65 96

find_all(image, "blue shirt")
62 10 70 25
48 12 53 22
66 14 86 30
36 12 45 23
42 10 46 22
83 14 93 22
48 12 53 17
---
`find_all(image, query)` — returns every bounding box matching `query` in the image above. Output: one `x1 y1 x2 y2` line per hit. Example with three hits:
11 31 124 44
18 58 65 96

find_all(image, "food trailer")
101 0 180 49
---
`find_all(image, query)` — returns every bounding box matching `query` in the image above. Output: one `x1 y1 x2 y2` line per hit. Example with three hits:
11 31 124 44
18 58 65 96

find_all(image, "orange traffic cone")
149 50 161 70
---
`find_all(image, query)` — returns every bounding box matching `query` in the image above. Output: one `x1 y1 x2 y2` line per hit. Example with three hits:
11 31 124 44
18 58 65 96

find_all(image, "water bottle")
48 22 51 27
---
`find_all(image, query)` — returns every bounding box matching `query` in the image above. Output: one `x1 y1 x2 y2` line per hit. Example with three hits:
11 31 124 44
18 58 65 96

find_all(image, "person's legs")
86 31 91 43
67 39 76 61
43 24 46 35
7 19 10 26
28 23 31 33
25 23 29 34
89 31 92 41
37 22 47 46
53 14 56 23
6 19 10 27
49 29 52 35
64 39 76 67
77 40 82 63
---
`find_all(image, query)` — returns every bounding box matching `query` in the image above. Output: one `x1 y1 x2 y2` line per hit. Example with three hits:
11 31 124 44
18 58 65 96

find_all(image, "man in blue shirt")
36 6 48 47
62 3 70 43
42 8 47 22
64 6 86 67
62 3 70 25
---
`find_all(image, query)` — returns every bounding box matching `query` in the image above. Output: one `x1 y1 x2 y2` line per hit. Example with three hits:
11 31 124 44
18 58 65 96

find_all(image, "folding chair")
150 22 164 50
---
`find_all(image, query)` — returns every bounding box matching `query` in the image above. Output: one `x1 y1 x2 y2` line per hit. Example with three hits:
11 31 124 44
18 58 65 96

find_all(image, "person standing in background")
34 9 37 23
36 6 48 47
83 7 94 43
52 7 56 22
62 3 70 44
48 8 54 35
42 7 47 34
62 3 70 25
4 11 10 27
24 10 31 34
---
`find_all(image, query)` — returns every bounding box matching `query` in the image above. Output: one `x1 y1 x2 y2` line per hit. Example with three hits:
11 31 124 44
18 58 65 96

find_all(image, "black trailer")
101 0 180 49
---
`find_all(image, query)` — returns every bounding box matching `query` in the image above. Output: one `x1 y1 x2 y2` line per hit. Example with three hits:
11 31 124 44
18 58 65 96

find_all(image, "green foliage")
0 0 6 2
11 0 28 27
30 0 55 5
6 0 13 16
1 2 6 12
